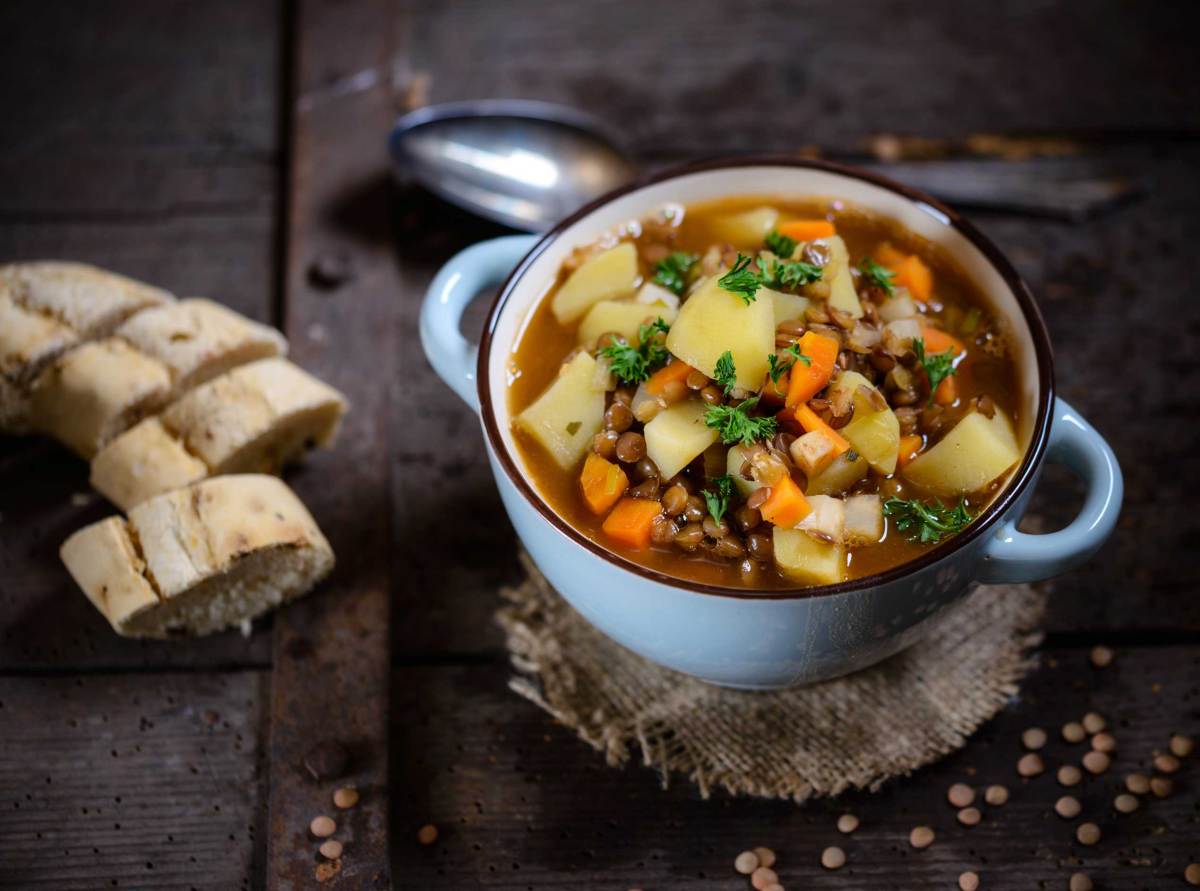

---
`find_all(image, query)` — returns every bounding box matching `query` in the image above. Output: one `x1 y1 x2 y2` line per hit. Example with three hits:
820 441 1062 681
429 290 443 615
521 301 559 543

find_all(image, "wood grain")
0 671 269 890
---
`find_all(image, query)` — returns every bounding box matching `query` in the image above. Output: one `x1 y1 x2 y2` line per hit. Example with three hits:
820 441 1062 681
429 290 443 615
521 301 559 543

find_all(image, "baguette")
91 358 347 510
60 475 335 638
0 296 78 430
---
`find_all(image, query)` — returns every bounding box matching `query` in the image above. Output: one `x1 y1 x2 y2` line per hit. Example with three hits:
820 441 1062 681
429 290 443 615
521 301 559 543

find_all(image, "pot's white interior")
488 166 1040 491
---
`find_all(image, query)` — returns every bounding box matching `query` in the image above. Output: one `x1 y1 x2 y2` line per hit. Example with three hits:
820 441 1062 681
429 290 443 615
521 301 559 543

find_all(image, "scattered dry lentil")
1017 753 1045 777
1125 772 1151 794
753 847 776 869
310 815 336 838
948 783 975 807
984 784 1009 806
1069 872 1093 891
909 826 935 849
1076 822 1101 846
1022 727 1048 750
1170 734 1195 758
837 814 859 834
1057 765 1082 787
1154 753 1180 774
1055 796 1082 819
1082 751 1110 774
333 787 359 809
319 839 343 860
1091 732 1116 753
1150 776 1173 798
1082 712 1106 734
315 859 341 882
959 871 981 891
417 824 438 845
751 866 779 889
1089 645 1114 667
1186 863 1200 886
734 851 759 875
1113 793 1139 814
957 806 982 827
821 846 846 870
1062 722 1086 743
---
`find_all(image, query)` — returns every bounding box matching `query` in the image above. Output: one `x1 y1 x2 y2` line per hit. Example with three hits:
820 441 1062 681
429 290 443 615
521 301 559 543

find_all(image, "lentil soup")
508 196 1023 590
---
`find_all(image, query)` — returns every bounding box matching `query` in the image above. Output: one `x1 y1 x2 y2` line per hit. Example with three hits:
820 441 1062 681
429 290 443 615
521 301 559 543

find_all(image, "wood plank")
391 646 1200 888
0 671 269 891
265 0 395 886
0 0 282 671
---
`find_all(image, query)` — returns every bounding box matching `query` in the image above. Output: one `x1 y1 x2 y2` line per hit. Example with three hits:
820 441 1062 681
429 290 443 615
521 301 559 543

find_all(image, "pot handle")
979 397 1122 584
419 234 540 411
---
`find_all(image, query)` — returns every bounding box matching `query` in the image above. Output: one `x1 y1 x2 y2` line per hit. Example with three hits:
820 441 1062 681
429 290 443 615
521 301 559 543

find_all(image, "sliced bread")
60 474 335 638
1 296 78 430
91 358 347 510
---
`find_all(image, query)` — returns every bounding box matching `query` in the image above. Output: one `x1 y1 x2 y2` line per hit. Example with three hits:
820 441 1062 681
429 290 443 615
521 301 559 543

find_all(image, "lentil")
1113 793 1139 813
615 431 646 463
751 866 779 889
821 846 846 870
593 429 619 460
1057 765 1082 787
604 401 634 433
984 785 1009 806
752 846 776 868
332 787 359 809
734 850 759 874
1075 822 1101 846
1186 864 1200 886
1069 873 1094 891
1061 722 1086 744
1081 712 1106 734
909 825 935 849
1125 772 1150 795
1169 734 1194 758
1022 727 1048 750
1082 751 1110 774
1091 732 1116 753
947 783 975 807
957 806 982 827
1089 645 1114 667
1150 775 1173 797
685 369 708 390
1154 753 1180 774
837 813 860 833
1055 796 1081 819
1017 753 1045 777
959 871 981 891
319 839 344 860
662 484 688 516
310 815 337 838
417 823 438 845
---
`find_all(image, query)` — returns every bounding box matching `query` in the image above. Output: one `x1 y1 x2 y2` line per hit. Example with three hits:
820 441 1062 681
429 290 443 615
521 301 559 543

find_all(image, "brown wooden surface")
1 0 1199 888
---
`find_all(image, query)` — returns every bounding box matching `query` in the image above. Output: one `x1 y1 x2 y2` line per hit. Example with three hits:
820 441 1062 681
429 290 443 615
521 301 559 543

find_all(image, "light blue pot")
420 158 1122 689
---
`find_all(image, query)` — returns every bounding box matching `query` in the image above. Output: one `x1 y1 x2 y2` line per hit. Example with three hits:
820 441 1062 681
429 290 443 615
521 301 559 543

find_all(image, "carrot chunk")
645 360 693 397
760 369 789 406
877 244 933 302
601 497 663 549
920 325 966 356
934 374 958 406
759 475 813 528
580 452 629 515
784 331 840 408
897 434 924 468
777 219 836 242
793 404 851 454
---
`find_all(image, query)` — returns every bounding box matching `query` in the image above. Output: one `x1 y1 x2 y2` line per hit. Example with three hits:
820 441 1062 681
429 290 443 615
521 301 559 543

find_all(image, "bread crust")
90 417 209 511
1 261 174 336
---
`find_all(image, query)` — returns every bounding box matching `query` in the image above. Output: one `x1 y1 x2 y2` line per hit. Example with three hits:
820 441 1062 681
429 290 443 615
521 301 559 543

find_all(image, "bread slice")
115 298 287 393
91 358 347 510
29 339 173 458
1 261 174 337
60 474 335 638
1 295 78 430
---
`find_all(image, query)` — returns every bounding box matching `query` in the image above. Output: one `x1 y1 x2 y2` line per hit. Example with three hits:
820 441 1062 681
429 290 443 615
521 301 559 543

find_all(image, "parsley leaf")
651 252 698 296
704 396 778 446
718 254 761 304
773 258 824 290
859 258 896 296
714 350 737 394
764 229 797 259
597 317 671 385
766 343 811 385
913 337 958 405
883 496 974 543
702 475 735 525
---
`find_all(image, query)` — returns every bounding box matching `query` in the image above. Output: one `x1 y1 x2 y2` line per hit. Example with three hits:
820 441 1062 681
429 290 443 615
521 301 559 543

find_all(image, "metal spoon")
389 99 636 232
389 100 1141 228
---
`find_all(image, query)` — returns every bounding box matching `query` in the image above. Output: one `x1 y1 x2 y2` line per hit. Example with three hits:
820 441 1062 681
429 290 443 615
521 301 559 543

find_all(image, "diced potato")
884 318 921 346
665 275 774 391
709 206 780 247
878 292 918 322
644 398 719 481
773 526 845 586
765 287 810 325
797 495 845 543
901 410 1020 496
635 282 680 312
790 430 839 477
805 450 869 496
819 236 864 319
828 371 901 475
551 242 639 324
844 494 883 545
514 352 606 469
576 300 678 348
726 443 762 498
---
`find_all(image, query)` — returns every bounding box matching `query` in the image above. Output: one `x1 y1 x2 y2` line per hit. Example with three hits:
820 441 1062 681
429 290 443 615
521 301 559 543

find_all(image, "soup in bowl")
421 159 1121 688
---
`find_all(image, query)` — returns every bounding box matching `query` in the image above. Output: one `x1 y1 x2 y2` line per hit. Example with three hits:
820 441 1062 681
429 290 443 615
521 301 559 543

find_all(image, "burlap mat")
496 552 1046 802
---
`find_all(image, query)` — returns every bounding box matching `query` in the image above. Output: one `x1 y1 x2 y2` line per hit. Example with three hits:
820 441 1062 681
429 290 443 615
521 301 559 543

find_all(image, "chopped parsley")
597 317 671 384
764 229 797 259
913 337 959 404
883 496 974 543
771 258 824 290
859 258 896 296
718 254 761 304
713 350 738 394
702 475 735 525
704 396 777 446
651 252 698 296
766 343 811 385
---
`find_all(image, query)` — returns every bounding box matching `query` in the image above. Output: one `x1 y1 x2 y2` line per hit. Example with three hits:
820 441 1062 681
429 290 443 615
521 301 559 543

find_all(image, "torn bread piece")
61 474 335 638
91 358 347 510
115 298 287 394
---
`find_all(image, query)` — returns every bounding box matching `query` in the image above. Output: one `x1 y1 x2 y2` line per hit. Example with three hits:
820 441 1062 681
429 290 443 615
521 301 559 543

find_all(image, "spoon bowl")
389 100 636 232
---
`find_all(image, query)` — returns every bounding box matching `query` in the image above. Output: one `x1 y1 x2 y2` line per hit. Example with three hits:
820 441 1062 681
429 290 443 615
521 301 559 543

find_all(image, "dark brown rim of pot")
477 155 1055 601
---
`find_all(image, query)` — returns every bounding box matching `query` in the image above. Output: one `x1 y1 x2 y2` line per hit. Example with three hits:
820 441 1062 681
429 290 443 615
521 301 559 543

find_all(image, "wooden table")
1 1 1198 888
